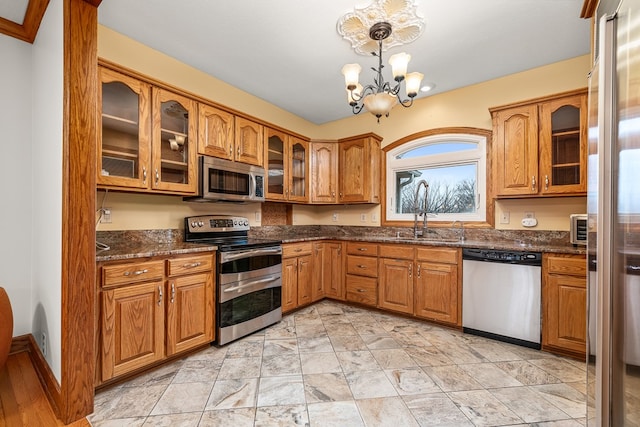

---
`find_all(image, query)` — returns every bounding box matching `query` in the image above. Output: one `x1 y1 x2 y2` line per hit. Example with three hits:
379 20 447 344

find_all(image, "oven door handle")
223 275 281 293
220 247 282 262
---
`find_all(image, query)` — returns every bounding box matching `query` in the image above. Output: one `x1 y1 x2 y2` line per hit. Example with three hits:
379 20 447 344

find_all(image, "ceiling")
7 0 586 125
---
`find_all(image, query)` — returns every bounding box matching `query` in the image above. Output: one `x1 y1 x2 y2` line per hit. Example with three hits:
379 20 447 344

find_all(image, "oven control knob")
243 220 249 226
191 221 198 228
198 221 204 227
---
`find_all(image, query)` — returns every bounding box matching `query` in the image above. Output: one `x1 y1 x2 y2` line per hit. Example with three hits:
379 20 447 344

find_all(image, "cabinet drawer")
378 245 414 260
346 242 378 257
545 254 586 276
283 242 312 258
346 255 378 277
415 247 459 264
167 254 214 277
346 275 377 306
102 260 165 287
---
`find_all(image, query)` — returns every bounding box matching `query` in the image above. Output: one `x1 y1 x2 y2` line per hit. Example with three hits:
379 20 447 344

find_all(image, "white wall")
31 0 64 381
0 33 33 336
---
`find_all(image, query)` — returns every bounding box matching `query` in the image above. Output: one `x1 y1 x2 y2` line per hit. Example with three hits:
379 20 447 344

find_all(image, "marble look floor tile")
256 375 306 407
371 348 418 369
329 335 368 352
423 365 484 392
90 418 147 427
261 353 302 377
361 335 400 350
199 408 256 427
325 323 359 336
141 412 202 426
336 350 381 372
356 396 419 427
490 386 573 423
295 323 328 338
306 401 364 427
458 363 523 388
303 373 353 403
531 383 588 418
355 323 388 336
529 419 586 426
495 360 562 385
90 385 168 421
389 331 432 348
529 358 587 383
448 389 523 426
405 345 454 367
315 302 345 315
205 378 258 410
254 404 309 427
297 335 333 353
402 392 473 427
150 382 212 415
300 352 342 374
468 341 523 362
264 318 297 340
437 343 488 364
217 356 262 379
171 359 219 384
122 362 182 388
185 345 228 364
345 370 398 399
226 336 265 358
384 367 441 395
263 338 299 356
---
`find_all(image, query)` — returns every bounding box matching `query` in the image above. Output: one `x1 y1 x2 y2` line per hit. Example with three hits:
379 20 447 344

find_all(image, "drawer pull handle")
124 269 149 276
357 265 367 269
417 264 421 278
409 263 413 278
358 248 367 252
357 289 366 293
183 262 202 268
294 248 303 253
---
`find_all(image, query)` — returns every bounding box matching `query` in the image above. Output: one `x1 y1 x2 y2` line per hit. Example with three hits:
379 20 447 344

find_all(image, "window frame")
381 127 494 228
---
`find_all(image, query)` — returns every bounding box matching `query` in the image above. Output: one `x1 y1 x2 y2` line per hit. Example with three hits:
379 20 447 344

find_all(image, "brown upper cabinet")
309 134 382 204
98 66 197 195
264 128 309 202
491 89 587 198
197 105 263 167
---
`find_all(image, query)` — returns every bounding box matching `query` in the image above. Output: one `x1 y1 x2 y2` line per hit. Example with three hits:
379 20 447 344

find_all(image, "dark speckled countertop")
96 226 584 262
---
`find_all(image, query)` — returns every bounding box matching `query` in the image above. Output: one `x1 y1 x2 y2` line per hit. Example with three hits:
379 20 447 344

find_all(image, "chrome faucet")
413 180 429 238
452 220 465 242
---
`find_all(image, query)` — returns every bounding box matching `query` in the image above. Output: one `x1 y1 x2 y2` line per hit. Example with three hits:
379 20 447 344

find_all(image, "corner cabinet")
98 253 215 384
98 65 197 195
338 134 382 203
264 128 309 202
491 89 588 197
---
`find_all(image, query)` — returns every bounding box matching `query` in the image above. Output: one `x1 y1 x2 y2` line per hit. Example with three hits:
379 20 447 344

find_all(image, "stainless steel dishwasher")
462 248 542 349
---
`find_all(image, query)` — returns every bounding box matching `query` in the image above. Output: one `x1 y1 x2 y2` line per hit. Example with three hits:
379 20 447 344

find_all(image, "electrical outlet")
332 212 339 222
40 332 46 357
100 208 112 223
524 211 535 219
500 211 510 224
371 213 377 222
360 213 367 222
255 211 261 222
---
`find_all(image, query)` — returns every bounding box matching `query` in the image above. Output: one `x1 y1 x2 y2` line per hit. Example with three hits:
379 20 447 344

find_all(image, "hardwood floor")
0 352 90 427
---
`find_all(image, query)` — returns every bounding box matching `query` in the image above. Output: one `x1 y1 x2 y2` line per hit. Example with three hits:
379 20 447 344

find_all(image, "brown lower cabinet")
414 247 461 325
282 243 313 313
542 253 587 358
378 245 415 315
98 252 215 384
345 242 378 307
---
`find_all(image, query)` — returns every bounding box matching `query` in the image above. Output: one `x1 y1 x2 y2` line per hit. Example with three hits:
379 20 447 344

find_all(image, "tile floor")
89 300 588 426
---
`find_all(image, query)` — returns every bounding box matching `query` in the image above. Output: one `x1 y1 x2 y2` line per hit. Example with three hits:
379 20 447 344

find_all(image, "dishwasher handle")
462 248 542 266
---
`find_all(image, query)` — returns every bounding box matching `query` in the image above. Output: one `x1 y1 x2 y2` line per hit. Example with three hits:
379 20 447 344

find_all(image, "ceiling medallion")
337 0 425 56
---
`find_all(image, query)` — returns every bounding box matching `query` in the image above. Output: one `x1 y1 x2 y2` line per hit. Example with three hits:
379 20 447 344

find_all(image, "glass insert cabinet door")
98 67 151 189
539 94 588 194
265 129 286 200
288 138 308 202
151 88 197 193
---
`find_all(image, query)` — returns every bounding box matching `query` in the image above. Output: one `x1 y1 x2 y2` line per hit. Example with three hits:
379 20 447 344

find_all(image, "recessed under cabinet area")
491 88 587 198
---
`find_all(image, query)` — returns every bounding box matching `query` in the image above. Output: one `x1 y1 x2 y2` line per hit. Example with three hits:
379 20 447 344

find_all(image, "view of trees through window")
396 164 477 215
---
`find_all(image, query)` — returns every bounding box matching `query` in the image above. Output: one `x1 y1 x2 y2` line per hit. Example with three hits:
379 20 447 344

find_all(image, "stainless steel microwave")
570 214 588 246
185 156 265 203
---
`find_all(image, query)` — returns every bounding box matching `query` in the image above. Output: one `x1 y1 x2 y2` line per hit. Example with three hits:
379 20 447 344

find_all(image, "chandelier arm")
398 97 415 108
352 103 366 115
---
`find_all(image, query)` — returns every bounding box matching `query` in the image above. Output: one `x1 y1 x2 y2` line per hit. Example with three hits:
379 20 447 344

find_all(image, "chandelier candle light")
341 22 423 121
338 0 426 121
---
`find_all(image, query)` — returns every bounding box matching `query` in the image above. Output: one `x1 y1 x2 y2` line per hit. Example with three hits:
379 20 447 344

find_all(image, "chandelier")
337 0 426 122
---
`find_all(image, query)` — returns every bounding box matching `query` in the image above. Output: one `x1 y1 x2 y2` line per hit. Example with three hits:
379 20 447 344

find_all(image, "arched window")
385 131 488 223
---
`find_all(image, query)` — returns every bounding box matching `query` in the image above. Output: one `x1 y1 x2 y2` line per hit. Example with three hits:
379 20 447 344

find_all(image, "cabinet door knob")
158 286 163 306
531 176 536 191
544 175 549 190
170 283 175 303
409 263 413 278
417 264 421 278
142 167 147 184
155 169 160 185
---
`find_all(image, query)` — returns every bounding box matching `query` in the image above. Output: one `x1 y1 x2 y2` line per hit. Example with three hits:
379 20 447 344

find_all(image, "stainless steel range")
184 215 282 345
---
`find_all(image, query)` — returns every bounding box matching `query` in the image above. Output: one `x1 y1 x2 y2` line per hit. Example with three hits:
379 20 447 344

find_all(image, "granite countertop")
95 226 585 262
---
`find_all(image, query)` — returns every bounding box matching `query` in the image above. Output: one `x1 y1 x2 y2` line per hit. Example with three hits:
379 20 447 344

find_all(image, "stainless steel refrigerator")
587 0 640 424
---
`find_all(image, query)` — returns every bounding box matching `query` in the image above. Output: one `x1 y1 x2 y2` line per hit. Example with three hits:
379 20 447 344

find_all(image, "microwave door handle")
250 173 256 199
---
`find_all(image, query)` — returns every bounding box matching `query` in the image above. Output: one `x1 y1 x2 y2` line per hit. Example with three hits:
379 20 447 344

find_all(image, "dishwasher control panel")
462 248 542 266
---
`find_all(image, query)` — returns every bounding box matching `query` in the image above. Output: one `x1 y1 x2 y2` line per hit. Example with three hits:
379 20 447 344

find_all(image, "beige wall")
97 27 590 231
